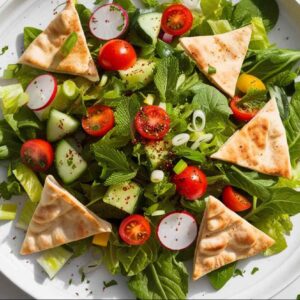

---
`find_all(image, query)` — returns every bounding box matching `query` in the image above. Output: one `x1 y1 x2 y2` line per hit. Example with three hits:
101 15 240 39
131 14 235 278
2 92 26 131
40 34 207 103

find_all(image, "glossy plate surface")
0 0 300 299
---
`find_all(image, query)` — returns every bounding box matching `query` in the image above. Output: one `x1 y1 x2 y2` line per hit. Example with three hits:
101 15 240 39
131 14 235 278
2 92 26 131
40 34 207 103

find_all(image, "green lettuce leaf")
231 0 279 31
0 84 28 115
128 252 188 300
254 214 293 256
12 163 43 203
201 0 233 20
24 27 42 49
208 262 237 290
0 203 17 221
16 199 38 230
243 48 300 81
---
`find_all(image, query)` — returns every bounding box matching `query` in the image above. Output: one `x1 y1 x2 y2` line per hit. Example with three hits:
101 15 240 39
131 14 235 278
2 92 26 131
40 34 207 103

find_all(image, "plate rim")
1 0 300 299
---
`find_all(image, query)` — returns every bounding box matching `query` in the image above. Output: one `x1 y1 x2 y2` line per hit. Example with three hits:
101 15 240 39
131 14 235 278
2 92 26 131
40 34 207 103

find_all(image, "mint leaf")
128 252 188 300
251 267 259 275
192 84 232 118
104 170 137 186
93 144 131 172
233 269 245 277
115 96 140 137
172 146 206 163
154 57 179 101
237 88 268 109
208 262 237 290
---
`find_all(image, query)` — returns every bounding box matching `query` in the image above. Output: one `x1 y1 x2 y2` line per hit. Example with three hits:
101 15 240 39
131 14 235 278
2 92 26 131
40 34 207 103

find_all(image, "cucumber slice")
47 109 79 142
119 59 156 90
55 140 87 184
136 12 162 44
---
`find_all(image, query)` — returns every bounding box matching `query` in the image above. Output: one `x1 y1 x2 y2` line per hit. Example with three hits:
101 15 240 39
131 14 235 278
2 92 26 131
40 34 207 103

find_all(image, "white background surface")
0 0 300 299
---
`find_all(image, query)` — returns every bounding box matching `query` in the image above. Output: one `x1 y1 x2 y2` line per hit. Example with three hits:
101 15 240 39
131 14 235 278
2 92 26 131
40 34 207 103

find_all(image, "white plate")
0 0 300 299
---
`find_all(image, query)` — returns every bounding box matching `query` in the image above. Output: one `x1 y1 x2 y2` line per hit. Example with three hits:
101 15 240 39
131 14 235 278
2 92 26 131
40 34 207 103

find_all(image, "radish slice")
157 211 198 250
89 4 129 41
26 74 57 111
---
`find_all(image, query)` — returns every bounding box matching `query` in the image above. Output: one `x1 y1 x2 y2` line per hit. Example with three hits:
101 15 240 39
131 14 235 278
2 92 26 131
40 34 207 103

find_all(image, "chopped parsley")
233 269 245 277
103 279 118 291
0 46 8 56
251 267 259 275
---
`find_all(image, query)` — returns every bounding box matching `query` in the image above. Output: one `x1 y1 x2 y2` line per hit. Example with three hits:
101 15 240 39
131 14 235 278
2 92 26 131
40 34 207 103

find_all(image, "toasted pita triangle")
20 176 111 255
180 25 252 97
19 0 99 82
211 98 292 178
193 196 274 280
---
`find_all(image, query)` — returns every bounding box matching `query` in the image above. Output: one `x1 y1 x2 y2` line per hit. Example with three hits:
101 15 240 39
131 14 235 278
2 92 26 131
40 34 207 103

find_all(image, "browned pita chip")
20 175 111 255
211 98 292 178
193 196 274 280
180 25 252 97
19 0 99 81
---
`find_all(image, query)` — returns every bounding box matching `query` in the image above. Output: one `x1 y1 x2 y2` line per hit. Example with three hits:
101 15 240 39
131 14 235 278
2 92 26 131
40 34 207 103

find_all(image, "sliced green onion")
172 133 190 146
158 102 167 111
100 75 108 87
37 247 73 279
151 210 166 217
173 159 188 175
16 200 38 230
208 65 217 75
150 170 164 183
60 32 78 57
191 133 213 150
62 80 79 101
0 203 17 220
166 103 173 115
144 94 155 105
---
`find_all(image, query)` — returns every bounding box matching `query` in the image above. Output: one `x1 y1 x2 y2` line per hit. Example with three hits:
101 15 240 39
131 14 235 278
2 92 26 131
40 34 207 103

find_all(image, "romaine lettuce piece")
0 203 17 220
37 247 73 279
250 17 270 50
0 84 28 115
16 200 38 230
207 20 232 34
12 163 43 203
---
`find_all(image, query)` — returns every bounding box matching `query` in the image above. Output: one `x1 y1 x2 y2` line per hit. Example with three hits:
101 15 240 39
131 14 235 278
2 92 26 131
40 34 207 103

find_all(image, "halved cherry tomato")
20 139 54 172
82 105 114 137
161 4 193 36
222 186 252 212
230 96 258 122
98 39 137 71
134 105 170 140
119 214 151 245
172 166 207 200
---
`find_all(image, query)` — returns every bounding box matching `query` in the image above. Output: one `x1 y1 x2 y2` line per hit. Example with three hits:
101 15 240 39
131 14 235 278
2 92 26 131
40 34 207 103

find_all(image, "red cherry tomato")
230 96 258 122
172 166 207 200
98 39 137 71
222 186 252 212
20 139 54 172
82 105 115 137
119 214 151 245
134 105 170 141
161 4 193 36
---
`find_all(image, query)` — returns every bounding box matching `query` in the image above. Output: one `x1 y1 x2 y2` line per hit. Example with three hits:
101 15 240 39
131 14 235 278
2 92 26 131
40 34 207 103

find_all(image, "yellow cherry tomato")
237 73 266 94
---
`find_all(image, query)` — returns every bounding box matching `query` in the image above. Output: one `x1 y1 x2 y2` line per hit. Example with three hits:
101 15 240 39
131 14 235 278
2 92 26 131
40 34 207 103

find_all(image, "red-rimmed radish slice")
157 211 198 250
89 4 129 41
26 74 58 111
